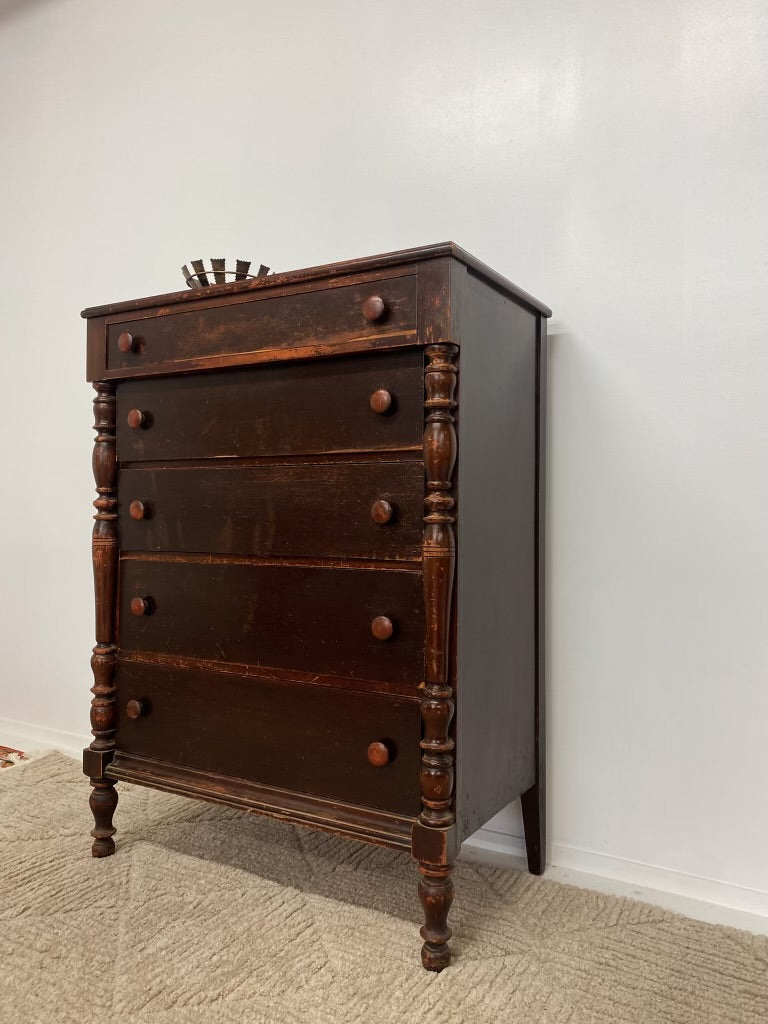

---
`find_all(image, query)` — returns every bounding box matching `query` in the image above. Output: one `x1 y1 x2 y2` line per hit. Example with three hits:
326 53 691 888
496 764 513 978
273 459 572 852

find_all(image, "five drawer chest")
82 242 551 970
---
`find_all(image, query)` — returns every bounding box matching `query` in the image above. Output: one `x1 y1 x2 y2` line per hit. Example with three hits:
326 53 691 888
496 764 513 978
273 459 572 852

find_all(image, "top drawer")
107 276 417 376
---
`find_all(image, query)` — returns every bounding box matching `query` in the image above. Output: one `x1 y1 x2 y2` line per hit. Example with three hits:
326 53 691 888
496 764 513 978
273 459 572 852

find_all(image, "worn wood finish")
83 382 119 857
114 660 422 816
413 343 458 971
118 461 423 560
116 349 423 463
107 753 415 850
107 275 416 375
83 243 551 971
82 242 551 321
117 648 419 700
119 559 424 685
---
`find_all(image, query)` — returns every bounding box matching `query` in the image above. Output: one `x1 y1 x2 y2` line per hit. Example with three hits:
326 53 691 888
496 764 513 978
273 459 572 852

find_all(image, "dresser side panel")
455 269 539 841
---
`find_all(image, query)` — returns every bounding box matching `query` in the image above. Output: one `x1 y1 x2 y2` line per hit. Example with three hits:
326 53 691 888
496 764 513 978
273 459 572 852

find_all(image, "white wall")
1 0 766 914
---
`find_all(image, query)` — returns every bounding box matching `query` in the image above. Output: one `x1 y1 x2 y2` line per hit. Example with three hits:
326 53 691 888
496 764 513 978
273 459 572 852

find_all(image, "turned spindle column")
82 381 119 857
413 343 458 971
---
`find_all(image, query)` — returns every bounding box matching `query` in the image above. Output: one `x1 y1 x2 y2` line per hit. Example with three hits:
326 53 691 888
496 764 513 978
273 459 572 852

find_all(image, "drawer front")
119 461 424 560
116 349 423 462
115 661 421 816
107 276 417 374
119 560 424 684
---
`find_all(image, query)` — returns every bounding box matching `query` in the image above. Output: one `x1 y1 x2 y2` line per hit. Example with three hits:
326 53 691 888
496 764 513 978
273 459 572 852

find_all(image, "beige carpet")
2 753 766 1024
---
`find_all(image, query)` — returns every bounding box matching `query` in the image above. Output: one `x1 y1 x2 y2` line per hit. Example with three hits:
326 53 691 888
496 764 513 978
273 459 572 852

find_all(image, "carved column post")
82 381 119 857
413 343 458 971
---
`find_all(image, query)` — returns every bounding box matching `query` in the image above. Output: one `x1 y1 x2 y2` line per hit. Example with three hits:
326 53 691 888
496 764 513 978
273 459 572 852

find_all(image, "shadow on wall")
0 0 57 24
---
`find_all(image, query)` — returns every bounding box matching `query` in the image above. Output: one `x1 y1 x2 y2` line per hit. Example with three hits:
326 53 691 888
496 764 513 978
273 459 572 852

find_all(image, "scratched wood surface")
118 558 424 685
114 659 422 816
107 275 417 374
118 460 424 560
115 349 424 462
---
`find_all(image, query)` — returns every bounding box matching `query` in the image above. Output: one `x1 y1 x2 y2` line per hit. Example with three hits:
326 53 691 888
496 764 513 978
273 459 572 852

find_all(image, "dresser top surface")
81 241 552 320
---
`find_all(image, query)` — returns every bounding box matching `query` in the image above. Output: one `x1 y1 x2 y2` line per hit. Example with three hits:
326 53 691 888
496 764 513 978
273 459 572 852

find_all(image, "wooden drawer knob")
125 699 146 720
371 499 394 524
370 389 392 414
367 741 390 767
130 596 151 617
371 615 394 640
126 408 146 429
362 295 387 323
129 500 147 520
117 331 136 353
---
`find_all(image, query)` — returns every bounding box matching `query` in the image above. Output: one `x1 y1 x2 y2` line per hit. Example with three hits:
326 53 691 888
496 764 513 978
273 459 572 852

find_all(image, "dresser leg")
521 780 545 875
417 860 454 971
88 777 118 858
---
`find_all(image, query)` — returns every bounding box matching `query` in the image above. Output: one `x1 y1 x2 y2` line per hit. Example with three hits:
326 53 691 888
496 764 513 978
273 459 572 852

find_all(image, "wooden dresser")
82 242 551 970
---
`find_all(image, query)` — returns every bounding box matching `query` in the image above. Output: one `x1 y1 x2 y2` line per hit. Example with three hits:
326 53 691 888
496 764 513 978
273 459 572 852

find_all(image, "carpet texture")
2 753 766 1024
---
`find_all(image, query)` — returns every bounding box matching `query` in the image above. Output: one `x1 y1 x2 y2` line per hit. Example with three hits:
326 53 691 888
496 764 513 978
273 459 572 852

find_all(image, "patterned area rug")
2 752 766 1024
0 744 28 768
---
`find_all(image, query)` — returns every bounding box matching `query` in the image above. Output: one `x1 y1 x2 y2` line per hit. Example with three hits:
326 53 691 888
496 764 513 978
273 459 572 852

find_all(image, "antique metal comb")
181 258 270 288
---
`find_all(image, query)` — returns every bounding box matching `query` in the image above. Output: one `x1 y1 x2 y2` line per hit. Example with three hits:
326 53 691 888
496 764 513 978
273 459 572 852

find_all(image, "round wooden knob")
129 500 146 521
117 331 135 353
367 741 390 767
371 499 394 524
362 295 387 323
371 615 394 640
370 389 392 414
130 596 150 617
127 409 145 429
125 699 145 720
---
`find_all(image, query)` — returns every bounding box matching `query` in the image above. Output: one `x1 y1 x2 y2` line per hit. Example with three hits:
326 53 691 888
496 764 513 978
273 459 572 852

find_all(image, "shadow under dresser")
81 242 551 971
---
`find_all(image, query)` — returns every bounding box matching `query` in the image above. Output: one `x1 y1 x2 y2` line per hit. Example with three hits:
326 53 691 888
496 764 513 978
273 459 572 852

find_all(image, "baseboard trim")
0 717 86 761
464 824 768 932
4 717 766 932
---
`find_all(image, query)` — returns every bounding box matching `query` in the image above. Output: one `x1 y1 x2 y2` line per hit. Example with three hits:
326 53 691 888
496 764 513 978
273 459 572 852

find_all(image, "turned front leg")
89 777 118 858
84 381 119 857
416 345 459 970
418 860 454 971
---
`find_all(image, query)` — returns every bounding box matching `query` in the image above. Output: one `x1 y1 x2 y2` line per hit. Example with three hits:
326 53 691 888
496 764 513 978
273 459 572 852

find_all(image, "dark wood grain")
117 647 420 699
82 242 552 321
107 276 416 374
84 382 119 857
413 342 458 972
114 660 422 815
84 243 552 972
118 559 424 685
118 461 423 560
116 349 424 462
107 752 416 849
418 863 454 972
453 265 540 842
